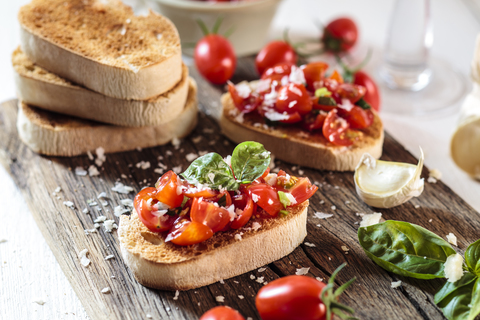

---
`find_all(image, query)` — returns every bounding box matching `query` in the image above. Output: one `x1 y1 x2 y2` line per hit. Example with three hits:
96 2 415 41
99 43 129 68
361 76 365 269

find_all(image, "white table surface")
1 0 480 319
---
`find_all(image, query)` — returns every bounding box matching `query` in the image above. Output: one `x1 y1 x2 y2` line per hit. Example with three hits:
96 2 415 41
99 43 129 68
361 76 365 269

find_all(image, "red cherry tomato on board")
195 34 236 84
256 41 297 76
353 70 381 112
322 109 353 146
322 17 358 53
256 275 328 320
199 306 245 320
276 83 312 116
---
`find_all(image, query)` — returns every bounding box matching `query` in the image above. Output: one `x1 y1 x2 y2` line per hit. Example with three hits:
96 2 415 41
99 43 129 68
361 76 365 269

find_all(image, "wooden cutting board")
1 58 479 320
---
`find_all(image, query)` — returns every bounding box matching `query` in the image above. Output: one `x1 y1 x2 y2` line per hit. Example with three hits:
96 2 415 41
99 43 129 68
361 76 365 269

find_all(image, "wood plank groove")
1 57 479 319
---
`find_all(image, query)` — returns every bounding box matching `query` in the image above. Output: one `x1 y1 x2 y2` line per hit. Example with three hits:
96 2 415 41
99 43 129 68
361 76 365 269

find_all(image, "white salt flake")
256 276 265 283
105 255 115 260
75 167 88 176
79 249 90 267
136 161 151 170
63 201 75 209
446 233 458 246
238 295 244 299
331 205 336 210
112 182 134 194
250 274 256 280
360 213 382 227
94 216 107 223
146 314 153 319
304 242 316 247
314 212 333 219
296 267 310 275
54 186 62 193
101 287 111 294
391 280 402 289
258 267 267 272
215 296 225 302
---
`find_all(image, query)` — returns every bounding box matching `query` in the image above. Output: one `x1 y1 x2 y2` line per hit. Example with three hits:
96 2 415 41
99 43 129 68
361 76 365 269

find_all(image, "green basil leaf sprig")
358 221 456 279
231 141 270 183
466 239 480 276
434 273 480 320
181 141 270 191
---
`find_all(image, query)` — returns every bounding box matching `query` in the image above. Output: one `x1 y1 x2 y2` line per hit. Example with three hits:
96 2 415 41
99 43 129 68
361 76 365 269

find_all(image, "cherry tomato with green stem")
199 306 245 320
256 40 297 76
322 17 358 53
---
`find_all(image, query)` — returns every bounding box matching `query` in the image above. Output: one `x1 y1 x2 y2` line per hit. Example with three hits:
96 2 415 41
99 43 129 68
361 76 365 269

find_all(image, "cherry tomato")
354 71 381 112
261 63 293 84
247 183 283 216
311 97 336 112
343 106 374 129
337 83 366 103
289 178 318 204
279 112 302 124
256 275 327 320
190 198 231 232
134 187 176 232
256 41 297 75
329 70 344 84
260 167 270 179
276 83 312 116
182 181 219 199
228 82 263 113
322 17 358 53
165 218 213 246
302 113 327 131
301 62 329 91
322 109 353 146
199 306 245 320
154 171 184 208
195 34 236 84
230 196 255 229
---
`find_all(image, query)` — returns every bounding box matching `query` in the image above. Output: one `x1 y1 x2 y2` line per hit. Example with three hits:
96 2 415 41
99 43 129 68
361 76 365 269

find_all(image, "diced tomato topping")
228 82 263 113
276 83 312 116
302 113 327 131
279 112 302 124
247 184 283 217
260 167 270 179
154 171 184 208
329 70 344 83
190 198 231 232
311 97 337 112
337 83 366 104
289 178 318 204
230 196 256 229
323 109 353 146
166 219 214 246
261 63 293 84
301 62 329 91
344 106 374 129
134 187 176 232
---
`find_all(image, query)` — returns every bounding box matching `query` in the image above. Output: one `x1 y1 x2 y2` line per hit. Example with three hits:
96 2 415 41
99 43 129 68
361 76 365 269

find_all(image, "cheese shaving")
295 267 310 275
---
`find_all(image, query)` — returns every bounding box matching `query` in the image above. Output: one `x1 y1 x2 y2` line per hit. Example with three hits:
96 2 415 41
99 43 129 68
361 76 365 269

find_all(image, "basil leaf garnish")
231 141 270 183
466 239 480 276
317 96 337 106
357 98 371 110
434 273 480 320
181 153 239 191
358 220 456 279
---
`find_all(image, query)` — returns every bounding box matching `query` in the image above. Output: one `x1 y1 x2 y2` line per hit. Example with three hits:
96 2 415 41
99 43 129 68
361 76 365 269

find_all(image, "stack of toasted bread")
13 0 198 156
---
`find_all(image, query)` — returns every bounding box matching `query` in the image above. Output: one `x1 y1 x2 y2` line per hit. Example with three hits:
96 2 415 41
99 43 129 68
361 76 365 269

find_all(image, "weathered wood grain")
1 58 479 320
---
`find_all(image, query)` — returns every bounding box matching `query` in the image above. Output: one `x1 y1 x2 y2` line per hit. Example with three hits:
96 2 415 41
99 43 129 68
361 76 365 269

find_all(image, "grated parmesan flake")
446 233 458 246
444 253 464 283
360 213 382 227
105 255 115 260
63 201 75 209
136 161 151 170
215 296 225 302
112 182 134 194
173 290 179 300
238 295 244 299
296 267 310 275
88 165 100 176
391 280 402 289
79 249 90 267
103 220 118 233
186 153 198 162
314 212 333 219
258 267 267 272
75 167 88 176
101 287 111 294
0 239 7 244
304 242 316 247
33 299 46 305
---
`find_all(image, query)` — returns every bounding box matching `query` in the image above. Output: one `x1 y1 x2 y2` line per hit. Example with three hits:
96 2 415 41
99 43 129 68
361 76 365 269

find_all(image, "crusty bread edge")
14 56 189 127
220 93 384 171
118 203 308 291
16 79 198 157
20 26 182 100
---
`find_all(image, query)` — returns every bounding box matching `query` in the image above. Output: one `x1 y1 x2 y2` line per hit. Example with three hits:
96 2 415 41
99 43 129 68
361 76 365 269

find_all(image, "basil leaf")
468 277 480 320
434 273 478 320
181 153 239 191
317 96 337 106
231 141 270 183
465 239 480 276
358 220 456 279
357 98 371 110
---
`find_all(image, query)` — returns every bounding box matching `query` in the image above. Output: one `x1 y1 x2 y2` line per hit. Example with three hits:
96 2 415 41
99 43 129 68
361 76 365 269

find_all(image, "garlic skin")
354 150 425 208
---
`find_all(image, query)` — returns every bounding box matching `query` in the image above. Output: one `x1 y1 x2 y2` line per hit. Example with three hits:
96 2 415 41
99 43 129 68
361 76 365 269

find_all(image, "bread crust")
16 79 198 157
220 93 384 171
118 201 308 291
19 0 182 100
13 48 189 127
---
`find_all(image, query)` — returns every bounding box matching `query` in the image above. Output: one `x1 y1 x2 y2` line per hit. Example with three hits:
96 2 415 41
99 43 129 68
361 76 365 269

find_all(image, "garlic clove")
354 149 424 208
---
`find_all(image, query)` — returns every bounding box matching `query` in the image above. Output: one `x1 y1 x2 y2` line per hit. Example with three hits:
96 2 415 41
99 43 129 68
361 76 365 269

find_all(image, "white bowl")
146 0 283 57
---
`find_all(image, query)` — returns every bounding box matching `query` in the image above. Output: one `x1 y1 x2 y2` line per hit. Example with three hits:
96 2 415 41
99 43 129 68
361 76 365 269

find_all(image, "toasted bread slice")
18 0 182 100
13 48 189 127
220 93 384 171
118 201 308 291
17 78 198 157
